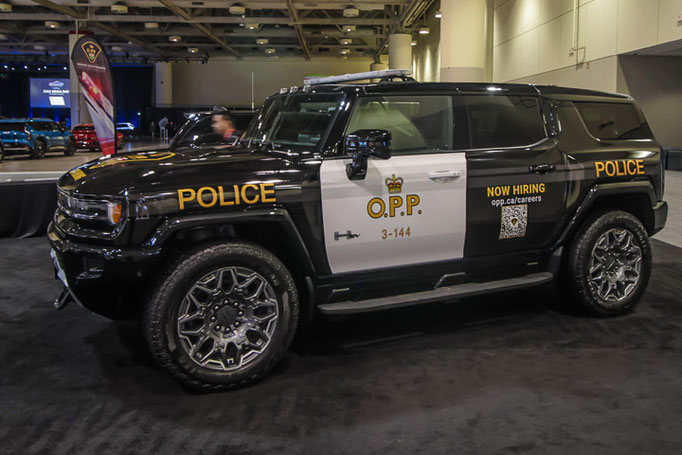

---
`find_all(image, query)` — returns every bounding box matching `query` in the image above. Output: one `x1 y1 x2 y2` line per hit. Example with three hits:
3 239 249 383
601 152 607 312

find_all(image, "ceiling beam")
158 0 241 57
0 13 392 26
29 0 85 19
284 0 310 59
13 0 409 9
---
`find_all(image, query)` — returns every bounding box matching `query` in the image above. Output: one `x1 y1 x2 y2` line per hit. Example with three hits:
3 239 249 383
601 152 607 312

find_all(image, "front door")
320 94 467 274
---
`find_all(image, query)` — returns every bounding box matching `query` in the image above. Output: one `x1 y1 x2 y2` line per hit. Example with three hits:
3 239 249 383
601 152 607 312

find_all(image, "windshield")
243 93 344 151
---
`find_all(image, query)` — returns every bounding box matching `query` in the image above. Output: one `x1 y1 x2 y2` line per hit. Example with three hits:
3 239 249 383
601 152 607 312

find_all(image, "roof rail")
304 69 414 86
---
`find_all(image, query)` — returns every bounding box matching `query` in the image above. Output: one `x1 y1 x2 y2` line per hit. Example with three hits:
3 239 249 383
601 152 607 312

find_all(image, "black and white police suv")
49 70 668 390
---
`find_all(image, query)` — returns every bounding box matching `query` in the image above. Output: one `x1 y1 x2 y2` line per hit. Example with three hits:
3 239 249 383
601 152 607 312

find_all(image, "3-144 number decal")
381 227 411 239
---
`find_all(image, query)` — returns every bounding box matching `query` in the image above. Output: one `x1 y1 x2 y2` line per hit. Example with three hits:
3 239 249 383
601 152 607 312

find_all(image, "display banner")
70 36 116 156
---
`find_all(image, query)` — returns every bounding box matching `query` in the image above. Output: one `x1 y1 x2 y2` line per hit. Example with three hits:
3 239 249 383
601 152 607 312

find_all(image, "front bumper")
652 201 668 235
48 222 165 319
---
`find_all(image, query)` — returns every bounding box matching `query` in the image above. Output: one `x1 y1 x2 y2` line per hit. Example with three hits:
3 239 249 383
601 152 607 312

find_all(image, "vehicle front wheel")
64 138 76 156
566 210 651 316
31 140 46 159
144 241 299 391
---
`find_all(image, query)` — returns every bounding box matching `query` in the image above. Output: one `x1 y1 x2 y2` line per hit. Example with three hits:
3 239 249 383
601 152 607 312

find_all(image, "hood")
58 146 296 200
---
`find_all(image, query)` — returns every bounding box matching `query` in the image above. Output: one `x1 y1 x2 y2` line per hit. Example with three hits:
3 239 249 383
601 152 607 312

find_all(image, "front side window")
465 95 546 149
345 95 453 153
574 101 652 140
172 116 217 148
243 93 343 151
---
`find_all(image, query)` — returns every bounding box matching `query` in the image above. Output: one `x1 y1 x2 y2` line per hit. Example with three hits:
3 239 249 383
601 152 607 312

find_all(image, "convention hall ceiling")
0 0 436 63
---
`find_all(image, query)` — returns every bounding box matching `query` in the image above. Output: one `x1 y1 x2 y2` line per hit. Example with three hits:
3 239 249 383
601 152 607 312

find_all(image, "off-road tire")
31 140 46 159
64 138 76 156
144 241 299 391
566 210 651 316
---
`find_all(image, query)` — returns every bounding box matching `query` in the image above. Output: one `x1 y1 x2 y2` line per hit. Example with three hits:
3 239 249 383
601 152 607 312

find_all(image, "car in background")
170 109 256 149
72 124 123 152
0 118 75 159
116 122 137 139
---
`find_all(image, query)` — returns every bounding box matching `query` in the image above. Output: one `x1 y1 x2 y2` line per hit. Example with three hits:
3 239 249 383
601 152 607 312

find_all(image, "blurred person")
149 120 156 139
212 112 239 144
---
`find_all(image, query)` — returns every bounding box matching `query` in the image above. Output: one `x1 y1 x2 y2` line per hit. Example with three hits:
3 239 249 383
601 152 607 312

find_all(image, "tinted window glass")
346 95 453 153
0 123 25 132
574 102 652 140
172 116 219 147
30 121 55 131
465 96 545 148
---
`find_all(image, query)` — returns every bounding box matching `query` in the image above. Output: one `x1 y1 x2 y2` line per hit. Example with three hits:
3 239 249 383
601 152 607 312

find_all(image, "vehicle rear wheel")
64 138 76 156
144 241 299 391
31 140 46 159
566 210 651 316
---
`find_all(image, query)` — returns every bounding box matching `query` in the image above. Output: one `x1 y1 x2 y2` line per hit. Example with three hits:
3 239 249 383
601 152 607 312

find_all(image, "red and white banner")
71 36 116 156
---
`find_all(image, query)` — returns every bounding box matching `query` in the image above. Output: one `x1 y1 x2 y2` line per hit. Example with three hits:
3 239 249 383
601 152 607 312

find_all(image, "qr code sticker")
500 204 528 239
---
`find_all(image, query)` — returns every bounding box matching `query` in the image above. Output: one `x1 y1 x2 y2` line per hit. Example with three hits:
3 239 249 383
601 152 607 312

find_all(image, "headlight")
58 190 125 226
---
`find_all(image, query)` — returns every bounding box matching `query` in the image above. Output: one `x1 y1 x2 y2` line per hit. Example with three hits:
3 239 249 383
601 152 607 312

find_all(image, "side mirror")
344 129 392 180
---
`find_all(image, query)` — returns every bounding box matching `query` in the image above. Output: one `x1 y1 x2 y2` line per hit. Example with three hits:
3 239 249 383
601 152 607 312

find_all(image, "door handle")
529 164 555 174
428 170 461 182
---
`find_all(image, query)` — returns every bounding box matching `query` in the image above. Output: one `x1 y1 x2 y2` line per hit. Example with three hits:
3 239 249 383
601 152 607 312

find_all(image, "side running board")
318 272 554 315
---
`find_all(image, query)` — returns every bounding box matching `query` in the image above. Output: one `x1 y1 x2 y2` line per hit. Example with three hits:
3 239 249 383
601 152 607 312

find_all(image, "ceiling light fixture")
0 2 12 12
411 40 417 46
265 47 276 54
144 22 159 29
111 45 123 52
228 5 245 15
418 26 430 34
247 23 260 30
34 44 46 50
341 38 352 45
0 33 7 40
340 48 350 55
169 35 182 43
435 10 442 18
343 6 359 18
188 47 200 53
111 3 128 14
256 38 268 45
45 21 60 29
343 25 356 33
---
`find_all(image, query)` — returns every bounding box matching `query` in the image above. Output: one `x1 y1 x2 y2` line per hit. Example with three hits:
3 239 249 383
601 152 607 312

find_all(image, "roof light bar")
304 69 412 86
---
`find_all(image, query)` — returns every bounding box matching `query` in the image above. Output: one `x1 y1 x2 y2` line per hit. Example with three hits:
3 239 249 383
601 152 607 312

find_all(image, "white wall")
171 57 382 107
493 0 682 84
617 55 682 147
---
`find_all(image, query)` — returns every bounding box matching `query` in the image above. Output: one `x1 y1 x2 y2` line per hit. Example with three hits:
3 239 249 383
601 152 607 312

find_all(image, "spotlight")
339 48 350 55
45 21 60 29
418 26 430 35
343 6 359 18
435 10 441 18
411 40 417 46
228 5 245 15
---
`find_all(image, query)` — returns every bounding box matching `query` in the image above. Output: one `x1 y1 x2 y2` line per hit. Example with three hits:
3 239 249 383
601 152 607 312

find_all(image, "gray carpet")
1 237 681 454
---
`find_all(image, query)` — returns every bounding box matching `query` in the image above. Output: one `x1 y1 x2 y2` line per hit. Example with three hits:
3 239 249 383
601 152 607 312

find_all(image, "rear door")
320 94 468 274
462 93 568 257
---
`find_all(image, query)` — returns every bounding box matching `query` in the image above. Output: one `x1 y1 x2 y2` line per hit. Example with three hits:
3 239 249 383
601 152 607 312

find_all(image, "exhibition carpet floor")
1 238 682 454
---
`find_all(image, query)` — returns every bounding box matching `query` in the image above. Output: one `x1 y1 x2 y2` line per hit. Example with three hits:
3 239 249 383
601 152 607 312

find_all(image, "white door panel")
321 154 467 274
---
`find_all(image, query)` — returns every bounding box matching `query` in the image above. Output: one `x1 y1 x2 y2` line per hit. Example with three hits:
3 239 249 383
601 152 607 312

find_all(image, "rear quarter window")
574 101 652 140
465 95 546 149
0 123 26 132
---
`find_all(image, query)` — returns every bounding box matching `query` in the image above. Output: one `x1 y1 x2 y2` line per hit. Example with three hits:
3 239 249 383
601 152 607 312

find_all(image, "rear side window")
0 123 25 132
30 121 56 131
574 102 652 140
465 96 546 149
72 125 92 132
346 95 453 153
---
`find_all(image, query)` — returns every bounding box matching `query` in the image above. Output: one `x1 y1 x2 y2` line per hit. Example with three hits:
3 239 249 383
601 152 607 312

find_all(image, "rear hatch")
0 122 29 145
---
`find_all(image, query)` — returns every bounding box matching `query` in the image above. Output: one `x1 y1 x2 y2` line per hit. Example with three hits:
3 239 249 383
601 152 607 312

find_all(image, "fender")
144 206 317 275
553 181 657 249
